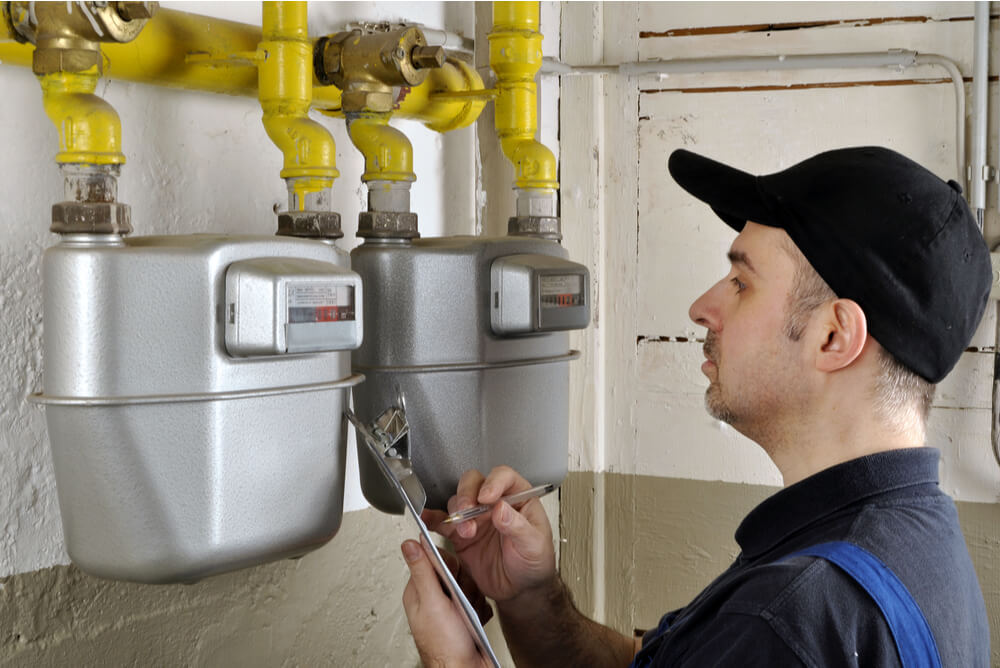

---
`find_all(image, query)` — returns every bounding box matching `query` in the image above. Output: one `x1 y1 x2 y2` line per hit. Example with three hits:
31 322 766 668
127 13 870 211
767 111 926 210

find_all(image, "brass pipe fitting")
314 26 443 113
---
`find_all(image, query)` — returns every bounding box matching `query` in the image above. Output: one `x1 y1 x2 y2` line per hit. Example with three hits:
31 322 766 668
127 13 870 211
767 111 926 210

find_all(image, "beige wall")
561 472 1000 658
559 2 1000 664
0 510 422 667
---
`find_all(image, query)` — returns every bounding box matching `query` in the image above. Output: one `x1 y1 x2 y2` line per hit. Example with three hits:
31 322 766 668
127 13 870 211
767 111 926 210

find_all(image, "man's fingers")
453 469 486 513
401 539 445 606
479 466 533 504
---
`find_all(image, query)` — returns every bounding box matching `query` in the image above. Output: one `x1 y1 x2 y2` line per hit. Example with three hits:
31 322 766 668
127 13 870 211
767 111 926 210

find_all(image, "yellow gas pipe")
347 114 414 184
489 1 558 192
2 8 487 132
40 69 125 167
258 1 337 210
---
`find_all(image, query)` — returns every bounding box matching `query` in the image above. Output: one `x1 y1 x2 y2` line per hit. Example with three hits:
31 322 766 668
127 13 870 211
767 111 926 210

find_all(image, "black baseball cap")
668 146 992 384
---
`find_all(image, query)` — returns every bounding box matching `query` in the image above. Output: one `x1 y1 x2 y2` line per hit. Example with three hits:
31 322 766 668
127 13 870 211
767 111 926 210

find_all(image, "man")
399 147 992 666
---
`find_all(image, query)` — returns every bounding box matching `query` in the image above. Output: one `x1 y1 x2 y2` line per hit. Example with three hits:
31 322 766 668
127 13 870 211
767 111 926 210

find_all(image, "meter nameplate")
490 255 590 336
225 258 363 356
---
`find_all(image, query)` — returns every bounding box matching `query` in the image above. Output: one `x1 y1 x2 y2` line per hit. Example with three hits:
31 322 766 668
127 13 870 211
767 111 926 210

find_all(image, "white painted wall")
0 1 477 577
563 1 1000 504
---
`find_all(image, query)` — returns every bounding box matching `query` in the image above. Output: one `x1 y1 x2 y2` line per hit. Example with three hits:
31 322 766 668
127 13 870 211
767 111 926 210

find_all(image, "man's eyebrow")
727 249 758 275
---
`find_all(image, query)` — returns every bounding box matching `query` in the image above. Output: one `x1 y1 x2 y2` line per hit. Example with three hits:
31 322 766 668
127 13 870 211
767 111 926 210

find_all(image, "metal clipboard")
344 408 501 668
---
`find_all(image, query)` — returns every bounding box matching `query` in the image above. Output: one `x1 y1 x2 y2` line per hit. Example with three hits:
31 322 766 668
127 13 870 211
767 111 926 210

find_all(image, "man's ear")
815 299 868 373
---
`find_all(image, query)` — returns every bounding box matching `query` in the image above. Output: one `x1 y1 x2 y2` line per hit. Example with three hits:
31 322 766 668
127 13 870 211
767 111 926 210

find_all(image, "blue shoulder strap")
785 541 942 668
631 541 942 668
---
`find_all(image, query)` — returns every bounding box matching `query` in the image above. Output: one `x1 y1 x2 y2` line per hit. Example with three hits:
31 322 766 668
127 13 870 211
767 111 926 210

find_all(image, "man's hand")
422 466 557 603
401 540 490 668
401 466 638 668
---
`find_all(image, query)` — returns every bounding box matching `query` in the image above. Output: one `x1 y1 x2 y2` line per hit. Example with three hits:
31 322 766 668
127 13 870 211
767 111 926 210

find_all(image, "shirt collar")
735 447 941 558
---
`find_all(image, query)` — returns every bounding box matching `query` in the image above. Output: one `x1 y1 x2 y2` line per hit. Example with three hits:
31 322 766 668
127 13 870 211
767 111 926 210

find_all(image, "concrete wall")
0 1 553 665
559 2 1000 663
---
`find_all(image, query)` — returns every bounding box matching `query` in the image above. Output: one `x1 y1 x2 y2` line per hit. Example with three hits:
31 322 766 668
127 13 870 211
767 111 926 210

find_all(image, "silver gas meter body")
351 236 589 512
34 234 363 583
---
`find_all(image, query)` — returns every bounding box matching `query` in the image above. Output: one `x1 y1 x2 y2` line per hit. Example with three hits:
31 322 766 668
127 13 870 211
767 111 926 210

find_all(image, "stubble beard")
703 332 739 425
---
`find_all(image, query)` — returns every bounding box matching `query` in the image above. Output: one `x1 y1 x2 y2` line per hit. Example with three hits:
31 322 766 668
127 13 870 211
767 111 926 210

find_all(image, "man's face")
688 222 809 438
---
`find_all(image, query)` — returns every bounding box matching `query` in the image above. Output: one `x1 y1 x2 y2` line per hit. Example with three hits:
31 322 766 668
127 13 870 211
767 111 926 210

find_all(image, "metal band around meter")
353 350 581 374
29 374 366 406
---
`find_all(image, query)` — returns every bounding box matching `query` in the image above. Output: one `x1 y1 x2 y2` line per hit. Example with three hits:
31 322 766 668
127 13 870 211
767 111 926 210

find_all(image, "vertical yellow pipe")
489 1 558 191
258 1 338 208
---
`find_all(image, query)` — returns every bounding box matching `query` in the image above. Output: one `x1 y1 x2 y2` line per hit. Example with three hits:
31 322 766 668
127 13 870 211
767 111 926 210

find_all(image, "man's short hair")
781 237 935 428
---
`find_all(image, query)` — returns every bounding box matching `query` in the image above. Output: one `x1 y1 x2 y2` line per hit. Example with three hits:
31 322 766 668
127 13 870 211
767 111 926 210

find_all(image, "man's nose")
689 282 721 331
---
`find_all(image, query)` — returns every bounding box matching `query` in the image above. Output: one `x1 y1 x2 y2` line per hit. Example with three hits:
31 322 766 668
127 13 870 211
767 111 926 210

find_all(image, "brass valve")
314 26 444 113
8 0 157 75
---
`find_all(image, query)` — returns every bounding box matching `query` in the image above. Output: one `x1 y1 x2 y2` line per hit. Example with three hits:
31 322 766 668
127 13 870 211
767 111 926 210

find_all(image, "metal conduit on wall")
542 50 970 192
546 46 1000 474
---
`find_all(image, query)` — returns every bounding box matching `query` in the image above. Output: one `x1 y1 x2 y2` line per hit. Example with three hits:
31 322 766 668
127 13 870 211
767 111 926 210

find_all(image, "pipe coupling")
507 216 560 241
358 181 418 238
277 177 343 239
357 211 420 239
51 163 131 235
277 211 343 240
52 201 132 235
508 187 560 240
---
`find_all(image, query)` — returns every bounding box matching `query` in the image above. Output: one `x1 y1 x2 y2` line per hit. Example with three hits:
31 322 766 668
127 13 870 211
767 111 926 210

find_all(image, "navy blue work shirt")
633 448 990 667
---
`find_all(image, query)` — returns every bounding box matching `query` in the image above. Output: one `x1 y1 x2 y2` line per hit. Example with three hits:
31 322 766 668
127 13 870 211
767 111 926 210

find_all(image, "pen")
440 483 558 525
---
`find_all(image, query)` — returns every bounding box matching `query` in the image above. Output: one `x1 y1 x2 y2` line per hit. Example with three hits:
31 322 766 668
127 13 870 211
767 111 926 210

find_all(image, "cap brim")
668 149 776 232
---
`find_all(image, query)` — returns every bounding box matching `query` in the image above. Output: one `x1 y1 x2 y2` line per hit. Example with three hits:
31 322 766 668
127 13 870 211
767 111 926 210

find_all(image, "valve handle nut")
114 1 157 21
411 45 445 69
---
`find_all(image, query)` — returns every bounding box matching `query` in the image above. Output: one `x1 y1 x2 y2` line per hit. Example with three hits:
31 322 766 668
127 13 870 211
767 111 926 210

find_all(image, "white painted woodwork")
559 1 1000 504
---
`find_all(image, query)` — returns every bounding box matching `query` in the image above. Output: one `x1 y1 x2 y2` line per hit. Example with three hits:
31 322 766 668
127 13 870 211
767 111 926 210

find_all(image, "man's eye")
731 277 747 293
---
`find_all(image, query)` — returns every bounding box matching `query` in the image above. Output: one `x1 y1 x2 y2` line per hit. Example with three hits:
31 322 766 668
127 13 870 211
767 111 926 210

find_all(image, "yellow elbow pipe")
347 114 415 183
489 1 557 191
40 69 125 166
259 1 337 192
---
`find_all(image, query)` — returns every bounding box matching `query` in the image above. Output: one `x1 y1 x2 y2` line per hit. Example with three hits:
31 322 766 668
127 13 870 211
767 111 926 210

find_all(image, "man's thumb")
492 501 546 558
